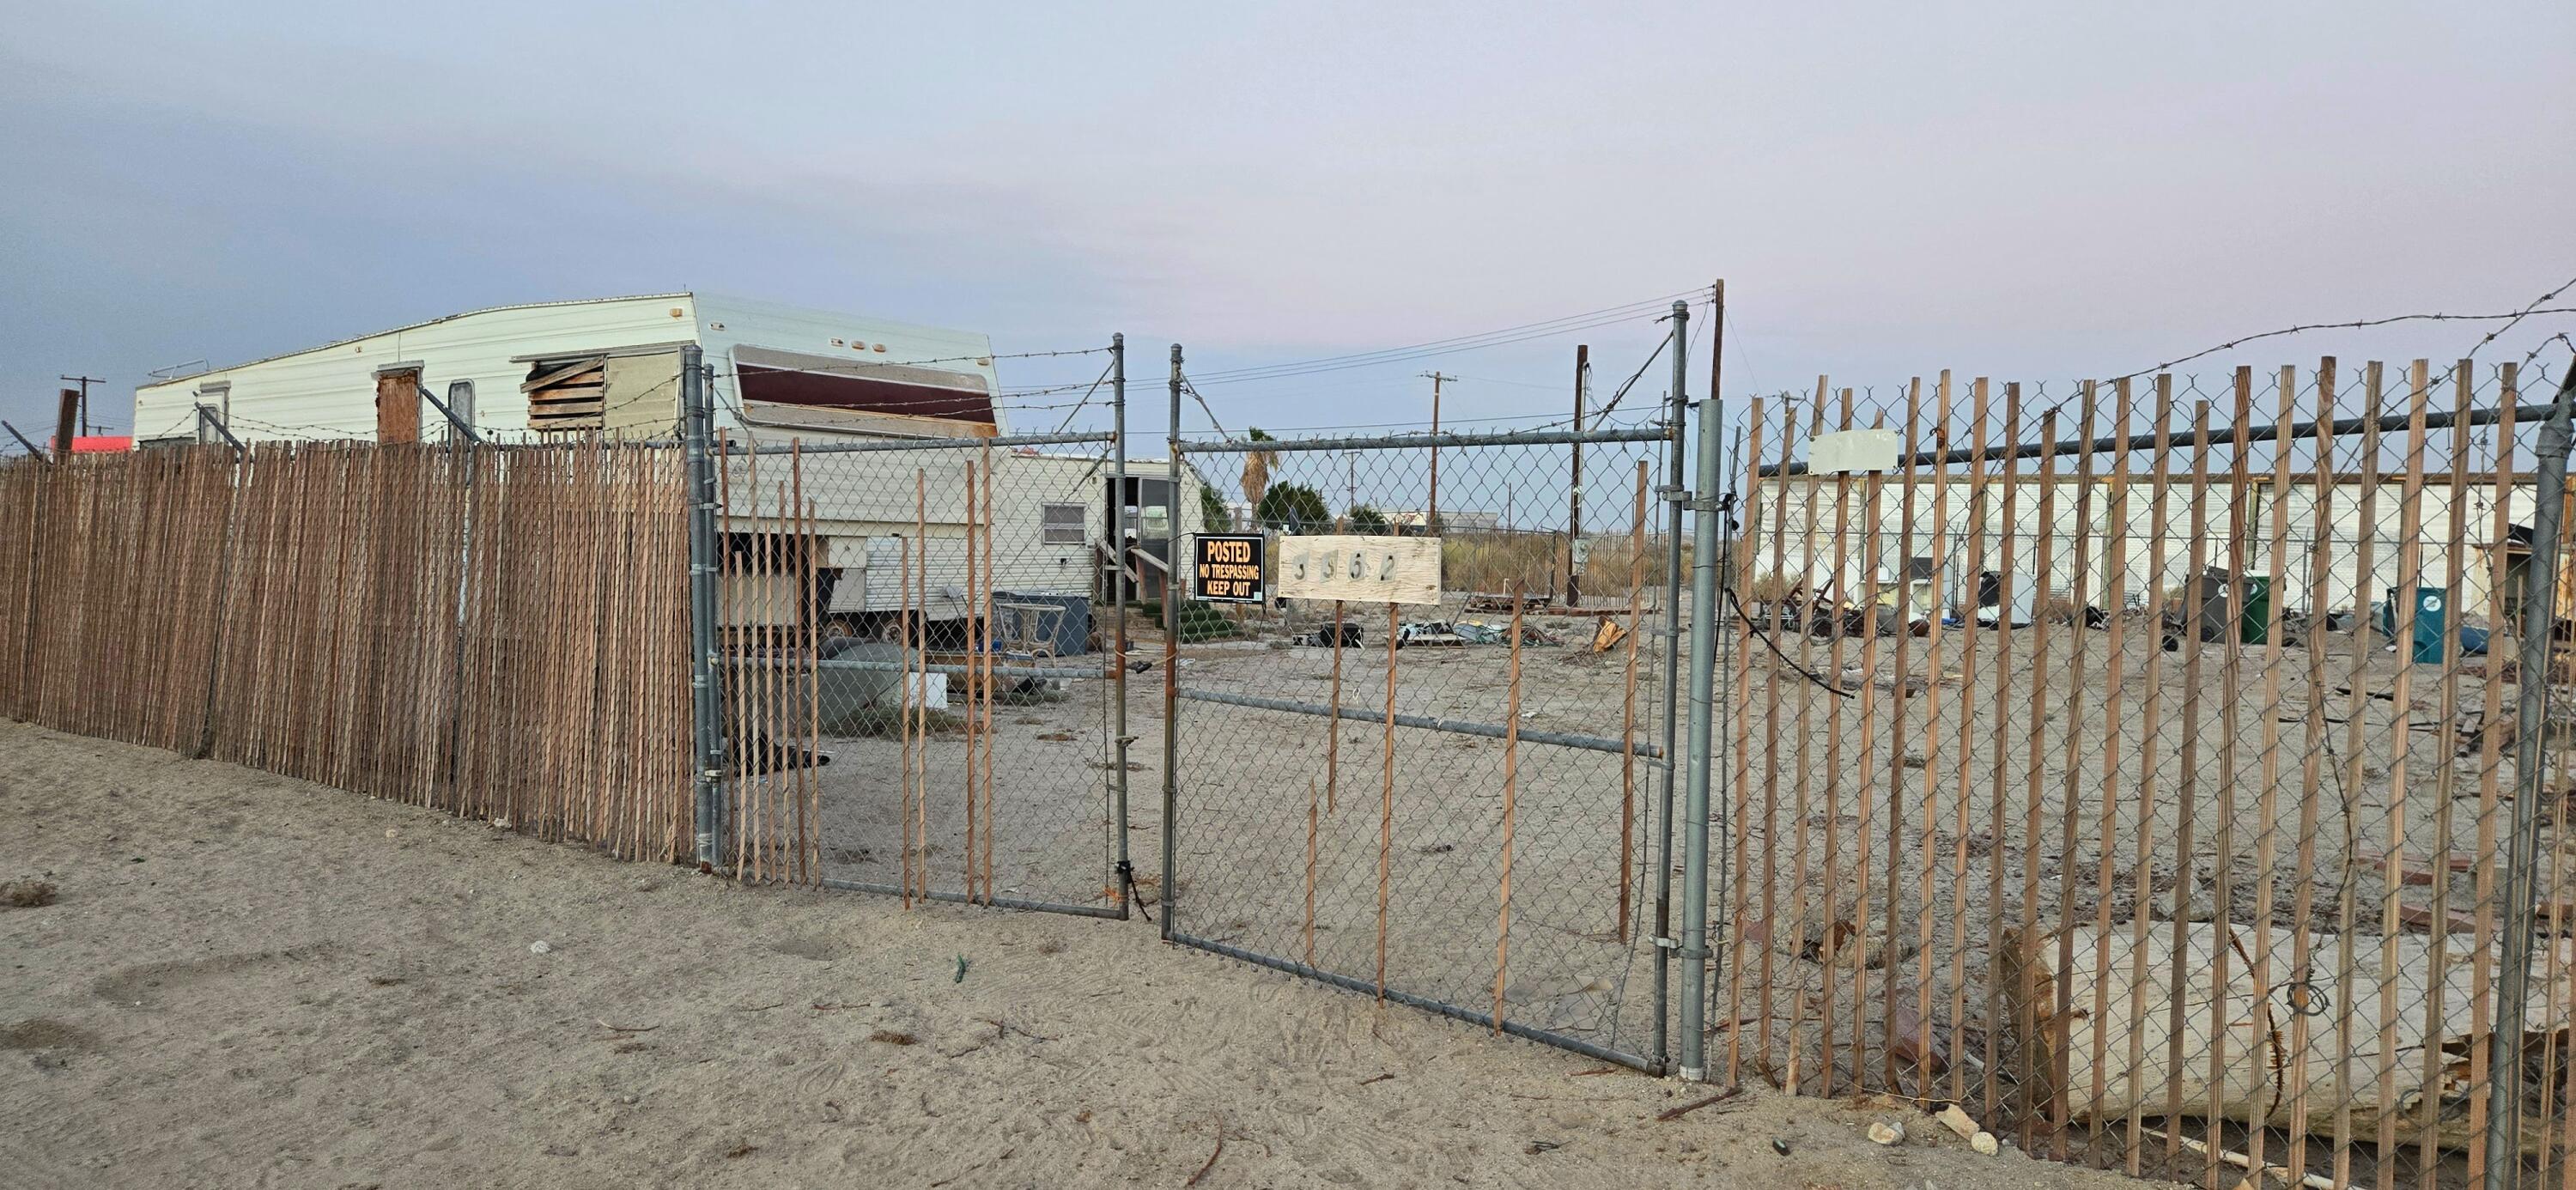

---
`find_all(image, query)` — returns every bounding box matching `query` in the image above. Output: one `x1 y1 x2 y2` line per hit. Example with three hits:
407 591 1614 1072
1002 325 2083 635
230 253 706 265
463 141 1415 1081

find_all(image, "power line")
1178 290 1709 387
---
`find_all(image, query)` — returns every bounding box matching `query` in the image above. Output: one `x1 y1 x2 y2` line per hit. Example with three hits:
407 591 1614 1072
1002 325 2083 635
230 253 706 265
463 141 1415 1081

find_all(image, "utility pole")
1567 344 1589 608
1422 371 1455 535
59 375 102 437
53 389 79 461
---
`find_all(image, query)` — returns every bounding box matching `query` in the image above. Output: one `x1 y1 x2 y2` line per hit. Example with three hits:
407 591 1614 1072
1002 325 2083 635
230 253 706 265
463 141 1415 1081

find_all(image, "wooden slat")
2048 383 2100 1162
2373 361 2431 1190
1820 387 1857 1097
1946 377 1991 1108
1783 382 1826 1094
2328 362 2385 1190
2283 358 2339 1184
1983 383 2022 1123
1726 398 1767 1083
520 358 608 392
2083 377 2133 1167
2465 364 2516 1186
1847 405 1892 1093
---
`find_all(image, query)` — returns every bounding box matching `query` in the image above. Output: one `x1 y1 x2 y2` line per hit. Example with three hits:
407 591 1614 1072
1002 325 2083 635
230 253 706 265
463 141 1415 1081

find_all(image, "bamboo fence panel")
3 441 690 861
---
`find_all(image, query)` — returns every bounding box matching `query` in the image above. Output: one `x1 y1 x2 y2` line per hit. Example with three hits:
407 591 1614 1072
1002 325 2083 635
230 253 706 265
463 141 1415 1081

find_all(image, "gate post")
1674 301 1728 1082
1652 308 1693 1071
1161 343 1184 940
2488 363 2576 1183
682 345 726 869
1110 333 1134 919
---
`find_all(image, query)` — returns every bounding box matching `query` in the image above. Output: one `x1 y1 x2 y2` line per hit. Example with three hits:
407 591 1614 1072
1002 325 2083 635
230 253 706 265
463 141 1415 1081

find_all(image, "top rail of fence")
1755 395 2555 477
1175 424 1671 455
726 430 1116 455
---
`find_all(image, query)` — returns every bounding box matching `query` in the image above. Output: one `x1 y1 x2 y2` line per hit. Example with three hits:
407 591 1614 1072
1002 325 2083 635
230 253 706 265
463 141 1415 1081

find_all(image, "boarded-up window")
523 352 683 434
1042 502 1085 545
524 357 608 432
375 367 421 444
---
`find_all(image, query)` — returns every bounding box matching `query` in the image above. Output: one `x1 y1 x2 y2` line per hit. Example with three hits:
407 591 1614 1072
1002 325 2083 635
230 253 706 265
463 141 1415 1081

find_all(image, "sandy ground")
0 719 2159 1189
806 602 1680 1061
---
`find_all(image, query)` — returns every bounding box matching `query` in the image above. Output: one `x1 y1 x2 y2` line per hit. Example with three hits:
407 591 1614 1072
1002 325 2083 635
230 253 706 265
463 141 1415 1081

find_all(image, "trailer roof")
137 293 695 392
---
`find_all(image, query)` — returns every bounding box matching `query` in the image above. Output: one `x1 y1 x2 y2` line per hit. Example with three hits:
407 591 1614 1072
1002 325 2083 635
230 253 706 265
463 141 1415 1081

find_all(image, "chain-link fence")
24 332 2576 1188
1720 361 2576 1188
1159 419 1685 1069
712 429 1171 915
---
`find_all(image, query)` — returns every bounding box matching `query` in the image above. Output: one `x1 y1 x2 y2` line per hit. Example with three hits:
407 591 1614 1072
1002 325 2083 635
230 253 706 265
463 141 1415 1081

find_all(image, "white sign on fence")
1275 534 1443 604
1806 428 1902 476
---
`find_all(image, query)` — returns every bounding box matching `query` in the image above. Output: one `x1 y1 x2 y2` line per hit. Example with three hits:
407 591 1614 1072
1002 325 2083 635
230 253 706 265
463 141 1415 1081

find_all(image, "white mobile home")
132 294 1208 638
134 293 1012 446
1753 472 2561 628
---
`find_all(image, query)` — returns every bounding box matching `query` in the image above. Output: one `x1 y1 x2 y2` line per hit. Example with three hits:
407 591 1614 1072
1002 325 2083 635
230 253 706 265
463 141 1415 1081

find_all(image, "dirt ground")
0 719 2160 1189
807 601 1680 1059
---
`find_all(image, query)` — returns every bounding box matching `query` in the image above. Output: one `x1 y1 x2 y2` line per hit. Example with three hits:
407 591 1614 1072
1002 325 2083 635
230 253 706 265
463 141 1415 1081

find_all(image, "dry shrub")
1742 573 1796 604
1439 531 1671 597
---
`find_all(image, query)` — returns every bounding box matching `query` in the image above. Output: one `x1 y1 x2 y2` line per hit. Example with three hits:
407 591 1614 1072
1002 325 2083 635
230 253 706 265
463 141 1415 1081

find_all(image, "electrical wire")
1176 291 1710 388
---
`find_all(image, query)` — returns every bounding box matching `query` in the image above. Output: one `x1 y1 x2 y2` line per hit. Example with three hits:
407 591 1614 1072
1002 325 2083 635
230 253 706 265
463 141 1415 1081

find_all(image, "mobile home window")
436 379 476 441
1042 502 1086 545
193 382 230 445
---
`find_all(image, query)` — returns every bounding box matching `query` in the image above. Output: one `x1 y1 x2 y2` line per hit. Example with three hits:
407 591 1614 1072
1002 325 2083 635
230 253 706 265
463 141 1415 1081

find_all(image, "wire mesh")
1722 361 2576 1188
714 434 1145 914
1163 424 1680 1070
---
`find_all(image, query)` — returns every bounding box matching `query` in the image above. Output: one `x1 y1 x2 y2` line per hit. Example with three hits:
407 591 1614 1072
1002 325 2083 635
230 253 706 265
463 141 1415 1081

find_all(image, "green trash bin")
2409 586 2447 665
2386 585 2448 664
2240 576 2271 645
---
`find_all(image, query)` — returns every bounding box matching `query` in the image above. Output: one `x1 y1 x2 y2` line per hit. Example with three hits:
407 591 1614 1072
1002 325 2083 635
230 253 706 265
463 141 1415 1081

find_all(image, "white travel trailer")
131 293 1209 641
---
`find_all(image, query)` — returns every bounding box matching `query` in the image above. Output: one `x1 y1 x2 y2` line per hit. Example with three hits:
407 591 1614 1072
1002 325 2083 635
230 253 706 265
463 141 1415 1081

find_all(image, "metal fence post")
1674 301 1727 1082
1109 333 1134 919
682 345 726 869
1653 311 1693 1071
2488 363 2576 1183
1161 343 1184 939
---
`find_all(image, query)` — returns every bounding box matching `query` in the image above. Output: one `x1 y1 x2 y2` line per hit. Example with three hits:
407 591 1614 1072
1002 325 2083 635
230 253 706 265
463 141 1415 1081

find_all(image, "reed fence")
1 440 694 860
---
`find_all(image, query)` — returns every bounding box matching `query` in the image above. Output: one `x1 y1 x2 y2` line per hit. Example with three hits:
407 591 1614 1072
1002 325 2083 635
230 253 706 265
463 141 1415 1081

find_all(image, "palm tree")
1241 428 1279 519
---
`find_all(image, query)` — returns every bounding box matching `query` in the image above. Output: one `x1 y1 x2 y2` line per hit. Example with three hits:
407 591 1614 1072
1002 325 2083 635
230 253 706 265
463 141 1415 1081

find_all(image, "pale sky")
3 2 2571 447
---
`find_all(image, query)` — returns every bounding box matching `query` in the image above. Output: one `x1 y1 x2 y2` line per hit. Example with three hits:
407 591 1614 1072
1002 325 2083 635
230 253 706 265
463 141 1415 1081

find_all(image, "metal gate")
689 318 1145 917
1155 372 1698 1070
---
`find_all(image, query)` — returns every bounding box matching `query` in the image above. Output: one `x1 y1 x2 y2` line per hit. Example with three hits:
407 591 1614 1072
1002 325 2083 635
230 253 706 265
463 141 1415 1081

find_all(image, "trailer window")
1042 503 1085 545
730 345 998 436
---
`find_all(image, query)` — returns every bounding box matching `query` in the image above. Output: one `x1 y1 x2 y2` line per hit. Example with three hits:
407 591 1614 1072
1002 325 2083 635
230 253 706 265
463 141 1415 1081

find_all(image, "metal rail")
1757 399 2559 477
1171 931 1660 1072
1176 424 1671 455
1176 688 1662 757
